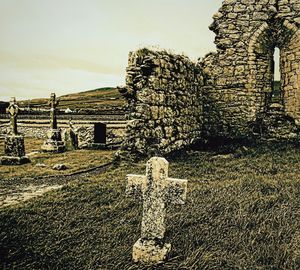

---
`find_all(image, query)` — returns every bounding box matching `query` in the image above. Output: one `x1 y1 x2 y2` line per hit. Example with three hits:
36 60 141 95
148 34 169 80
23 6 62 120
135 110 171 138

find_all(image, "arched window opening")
271 47 281 104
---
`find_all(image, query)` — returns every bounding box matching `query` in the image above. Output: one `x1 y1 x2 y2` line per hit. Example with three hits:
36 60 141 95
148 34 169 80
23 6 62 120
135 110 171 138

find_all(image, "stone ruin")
0 97 30 165
119 0 300 157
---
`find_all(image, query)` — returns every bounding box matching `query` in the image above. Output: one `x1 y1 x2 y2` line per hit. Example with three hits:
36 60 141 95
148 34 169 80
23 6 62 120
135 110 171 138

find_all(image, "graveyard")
1 0 300 269
0 91 299 269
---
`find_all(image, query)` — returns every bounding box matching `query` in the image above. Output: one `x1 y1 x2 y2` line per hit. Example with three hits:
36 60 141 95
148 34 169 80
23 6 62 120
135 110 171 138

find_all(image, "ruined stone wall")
120 1 300 157
120 48 204 157
201 0 300 139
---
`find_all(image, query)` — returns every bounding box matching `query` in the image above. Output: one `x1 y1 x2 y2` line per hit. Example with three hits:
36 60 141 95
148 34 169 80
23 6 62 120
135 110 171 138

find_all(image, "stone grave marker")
126 157 188 264
41 93 65 152
0 97 30 165
62 120 78 151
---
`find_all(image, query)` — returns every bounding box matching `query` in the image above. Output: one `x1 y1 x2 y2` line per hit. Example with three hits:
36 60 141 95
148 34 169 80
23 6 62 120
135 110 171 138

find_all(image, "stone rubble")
52 164 68 171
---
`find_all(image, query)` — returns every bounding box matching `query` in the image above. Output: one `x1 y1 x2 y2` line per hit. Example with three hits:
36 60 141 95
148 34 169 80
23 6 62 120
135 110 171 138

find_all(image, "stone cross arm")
165 177 187 204
48 93 59 108
126 157 187 205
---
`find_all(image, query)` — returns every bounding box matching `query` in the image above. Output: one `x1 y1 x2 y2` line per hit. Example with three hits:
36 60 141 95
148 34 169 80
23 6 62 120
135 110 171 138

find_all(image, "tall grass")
0 143 300 269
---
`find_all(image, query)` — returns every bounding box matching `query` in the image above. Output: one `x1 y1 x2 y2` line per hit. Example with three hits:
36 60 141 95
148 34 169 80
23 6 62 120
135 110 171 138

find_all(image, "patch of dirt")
0 184 63 208
0 161 114 208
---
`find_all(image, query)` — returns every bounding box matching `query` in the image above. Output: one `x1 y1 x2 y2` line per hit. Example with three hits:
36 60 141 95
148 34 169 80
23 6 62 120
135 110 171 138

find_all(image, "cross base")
41 129 65 153
41 140 65 153
45 129 62 141
0 155 30 165
132 238 171 264
5 135 26 157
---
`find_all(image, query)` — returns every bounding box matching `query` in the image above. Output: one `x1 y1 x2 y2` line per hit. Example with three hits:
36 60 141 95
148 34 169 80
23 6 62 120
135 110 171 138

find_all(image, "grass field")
0 137 114 180
0 142 299 269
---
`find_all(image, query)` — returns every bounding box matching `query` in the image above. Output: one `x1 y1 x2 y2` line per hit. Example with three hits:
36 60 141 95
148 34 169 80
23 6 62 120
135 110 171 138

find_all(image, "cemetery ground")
0 141 299 269
0 137 114 179
0 137 114 208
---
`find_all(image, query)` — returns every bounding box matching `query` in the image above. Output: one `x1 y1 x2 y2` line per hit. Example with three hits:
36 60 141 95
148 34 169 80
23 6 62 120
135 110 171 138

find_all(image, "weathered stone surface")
35 163 47 168
62 124 78 151
132 239 171 264
1 98 30 165
74 123 125 149
41 93 65 153
120 1 300 158
41 129 65 153
126 157 188 264
4 135 26 157
201 0 300 139
6 97 19 135
75 126 94 148
49 93 59 130
53 163 67 170
119 49 203 158
0 155 30 165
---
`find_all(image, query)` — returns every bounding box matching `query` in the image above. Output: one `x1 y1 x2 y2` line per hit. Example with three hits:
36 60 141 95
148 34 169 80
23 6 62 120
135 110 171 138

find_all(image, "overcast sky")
0 0 226 101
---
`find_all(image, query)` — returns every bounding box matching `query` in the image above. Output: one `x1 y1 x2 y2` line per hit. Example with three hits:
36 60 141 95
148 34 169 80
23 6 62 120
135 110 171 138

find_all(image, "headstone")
62 120 78 151
126 157 188 264
41 93 65 152
0 97 30 165
94 123 106 144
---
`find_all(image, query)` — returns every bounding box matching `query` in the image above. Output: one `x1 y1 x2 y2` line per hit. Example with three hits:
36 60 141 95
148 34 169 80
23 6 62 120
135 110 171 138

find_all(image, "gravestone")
62 120 78 151
126 157 188 264
41 93 65 152
94 123 106 144
0 97 30 165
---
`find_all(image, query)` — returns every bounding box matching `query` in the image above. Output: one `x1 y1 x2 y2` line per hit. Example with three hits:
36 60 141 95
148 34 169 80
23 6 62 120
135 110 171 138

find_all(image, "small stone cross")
126 157 188 264
49 93 59 129
6 97 19 135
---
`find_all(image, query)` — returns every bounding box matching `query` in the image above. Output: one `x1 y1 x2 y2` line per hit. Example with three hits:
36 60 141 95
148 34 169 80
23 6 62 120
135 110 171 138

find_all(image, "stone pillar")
41 93 65 152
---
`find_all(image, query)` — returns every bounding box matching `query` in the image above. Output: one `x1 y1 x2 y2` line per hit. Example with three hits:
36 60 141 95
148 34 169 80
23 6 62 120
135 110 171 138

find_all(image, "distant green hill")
18 87 124 111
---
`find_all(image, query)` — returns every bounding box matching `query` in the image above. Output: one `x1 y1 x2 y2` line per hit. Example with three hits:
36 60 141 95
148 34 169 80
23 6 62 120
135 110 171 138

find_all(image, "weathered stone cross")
6 97 19 135
126 157 188 264
49 93 59 129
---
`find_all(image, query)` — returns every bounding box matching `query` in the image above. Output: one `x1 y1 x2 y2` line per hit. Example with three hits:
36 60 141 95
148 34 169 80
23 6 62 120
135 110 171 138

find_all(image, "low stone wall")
119 48 204 157
74 124 126 148
0 121 127 148
0 124 48 139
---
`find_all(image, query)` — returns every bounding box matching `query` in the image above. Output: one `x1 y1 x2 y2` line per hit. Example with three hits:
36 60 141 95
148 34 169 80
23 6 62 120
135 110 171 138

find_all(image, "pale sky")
0 0 280 101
